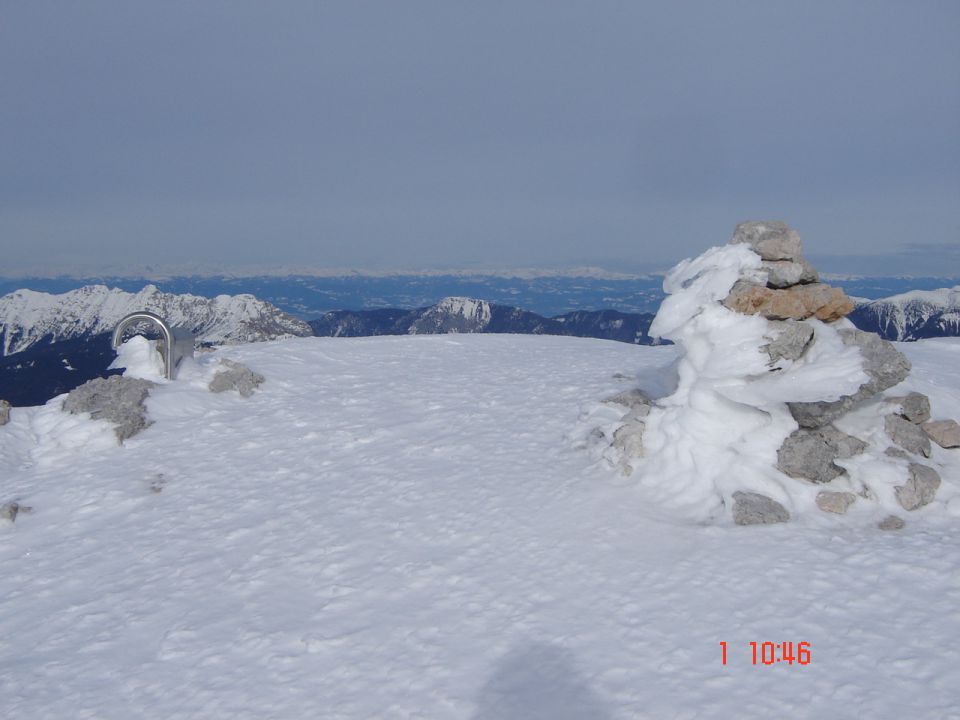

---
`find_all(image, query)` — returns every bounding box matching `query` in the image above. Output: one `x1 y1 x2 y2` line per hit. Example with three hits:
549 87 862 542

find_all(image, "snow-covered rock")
208 359 265 397
62 375 155 442
0 284 313 356
603 221 960 524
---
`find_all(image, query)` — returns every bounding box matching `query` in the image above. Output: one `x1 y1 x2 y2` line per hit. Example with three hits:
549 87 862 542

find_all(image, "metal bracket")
112 311 195 380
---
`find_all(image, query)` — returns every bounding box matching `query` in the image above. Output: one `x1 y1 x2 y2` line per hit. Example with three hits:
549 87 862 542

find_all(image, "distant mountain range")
309 296 658 345
0 285 312 406
4 273 957 319
2 283 958 407
850 287 960 341
0 284 312 356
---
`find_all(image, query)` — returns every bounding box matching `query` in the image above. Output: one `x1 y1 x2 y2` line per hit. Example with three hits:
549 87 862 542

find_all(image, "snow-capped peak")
0 285 313 356
408 297 493 335
851 285 960 341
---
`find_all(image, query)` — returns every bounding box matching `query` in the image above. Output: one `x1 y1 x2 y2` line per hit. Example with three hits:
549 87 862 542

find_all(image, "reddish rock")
723 281 854 322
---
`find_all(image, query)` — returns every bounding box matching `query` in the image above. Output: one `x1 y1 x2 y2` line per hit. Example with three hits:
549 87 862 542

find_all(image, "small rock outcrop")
896 463 941 511
885 415 932 458
923 419 960 449
0 399 9 426
1 501 19 522
890 393 932 425
601 220 959 526
816 491 857 514
209 359 265 397
62 375 155 442
878 515 906 531
732 492 790 526
778 425 866 483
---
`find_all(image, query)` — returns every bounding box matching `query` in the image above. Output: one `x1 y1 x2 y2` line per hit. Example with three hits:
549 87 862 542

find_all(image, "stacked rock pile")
604 221 959 527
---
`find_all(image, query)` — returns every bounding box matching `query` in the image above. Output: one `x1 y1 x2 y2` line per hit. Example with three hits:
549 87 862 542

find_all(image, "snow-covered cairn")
608 221 959 526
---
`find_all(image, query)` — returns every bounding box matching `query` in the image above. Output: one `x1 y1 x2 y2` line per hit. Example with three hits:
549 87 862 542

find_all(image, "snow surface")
2 334 960 719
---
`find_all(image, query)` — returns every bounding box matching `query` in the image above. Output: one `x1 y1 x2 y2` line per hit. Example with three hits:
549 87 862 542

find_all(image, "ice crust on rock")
762 320 814 365
605 221 960 525
787 328 911 429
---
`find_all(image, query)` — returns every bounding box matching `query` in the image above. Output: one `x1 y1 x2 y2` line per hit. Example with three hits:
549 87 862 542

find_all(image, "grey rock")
820 425 869 458
788 399 852 430
761 258 819 288
777 425 866 483
778 430 844 483
885 447 910 460
885 415 932 457
895 463 941 510
209 359 265 398
922 419 960 449
762 320 814 365
878 515 905 531
62 375 155 442
816 491 857 514
0 399 9 426
887 392 931 424
732 491 790 525
730 221 802 261
1 501 19 523
788 329 911 428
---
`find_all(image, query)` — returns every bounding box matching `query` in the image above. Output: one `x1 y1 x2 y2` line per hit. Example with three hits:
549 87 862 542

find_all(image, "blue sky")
1 1 958 276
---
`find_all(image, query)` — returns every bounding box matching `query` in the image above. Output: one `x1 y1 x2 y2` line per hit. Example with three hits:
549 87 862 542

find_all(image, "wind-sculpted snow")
1 335 959 718
0 284 312 356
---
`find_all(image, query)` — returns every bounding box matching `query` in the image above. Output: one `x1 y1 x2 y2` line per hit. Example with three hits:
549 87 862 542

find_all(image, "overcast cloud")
1 1 958 275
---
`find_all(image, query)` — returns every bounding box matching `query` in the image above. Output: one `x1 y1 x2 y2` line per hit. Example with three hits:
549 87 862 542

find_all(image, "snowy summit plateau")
1 222 960 718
